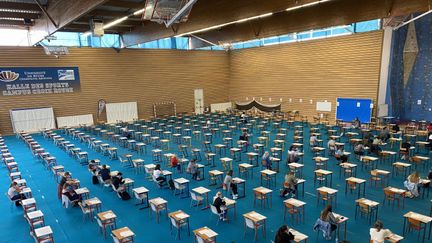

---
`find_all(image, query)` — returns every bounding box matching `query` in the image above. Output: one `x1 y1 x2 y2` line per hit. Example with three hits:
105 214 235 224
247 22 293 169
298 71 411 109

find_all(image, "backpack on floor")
168 179 175 190
92 175 99 185
119 191 131 200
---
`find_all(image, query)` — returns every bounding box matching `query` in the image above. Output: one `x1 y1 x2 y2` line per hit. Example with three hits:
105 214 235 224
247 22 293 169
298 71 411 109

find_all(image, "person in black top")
274 225 295 243
400 140 411 160
98 165 111 182
213 191 227 221
393 124 400 133
111 172 125 192
58 172 71 199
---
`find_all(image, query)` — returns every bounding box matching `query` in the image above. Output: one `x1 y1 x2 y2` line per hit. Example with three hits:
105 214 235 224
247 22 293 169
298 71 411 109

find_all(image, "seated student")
213 191 227 221
404 171 421 198
428 123 432 135
274 225 295 243
62 182 80 207
58 171 71 199
287 146 300 164
352 117 361 129
393 123 400 133
281 171 298 198
262 151 272 170
310 134 319 147
400 140 411 160
320 205 340 238
98 165 111 183
334 145 348 163
371 136 383 155
364 133 373 147
88 160 97 171
111 172 126 193
187 159 200 180
223 170 238 199
354 142 365 156
239 131 250 149
327 138 336 155
170 154 181 172
379 127 390 142
121 126 131 139
8 182 26 206
370 220 392 243
153 164 166 185
240 112 247 124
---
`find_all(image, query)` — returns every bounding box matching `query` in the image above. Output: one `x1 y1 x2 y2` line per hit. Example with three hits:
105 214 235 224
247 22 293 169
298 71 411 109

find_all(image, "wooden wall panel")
0 30 383 134
229 31 384 121
0 47 230 134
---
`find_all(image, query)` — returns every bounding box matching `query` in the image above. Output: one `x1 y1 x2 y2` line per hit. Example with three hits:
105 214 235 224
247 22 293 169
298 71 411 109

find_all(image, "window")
0 29 30 46
41 32 121 48
210 19 381 50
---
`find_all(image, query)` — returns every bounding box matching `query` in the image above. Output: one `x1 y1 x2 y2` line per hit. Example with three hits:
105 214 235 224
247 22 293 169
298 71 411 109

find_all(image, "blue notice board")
336 98 373 123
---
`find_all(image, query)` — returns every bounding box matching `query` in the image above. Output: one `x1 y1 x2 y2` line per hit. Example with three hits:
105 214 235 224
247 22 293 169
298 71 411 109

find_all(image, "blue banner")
0 67 80 96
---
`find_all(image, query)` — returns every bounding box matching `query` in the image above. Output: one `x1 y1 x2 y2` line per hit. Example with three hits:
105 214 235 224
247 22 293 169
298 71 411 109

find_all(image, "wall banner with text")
0 67 80 96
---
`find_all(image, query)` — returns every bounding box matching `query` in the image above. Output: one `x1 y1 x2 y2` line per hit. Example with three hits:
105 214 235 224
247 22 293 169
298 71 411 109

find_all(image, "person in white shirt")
327 138 336 155
153 164 166 185
370 220 392 243
240 112 247 124
8 181 25 206
287 145 300 164
310 134 318 147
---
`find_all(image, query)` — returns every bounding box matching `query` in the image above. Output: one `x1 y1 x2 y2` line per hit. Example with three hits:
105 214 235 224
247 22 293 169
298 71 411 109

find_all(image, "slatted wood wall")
0 47 230 134
229 30 384 121
0 30 384 134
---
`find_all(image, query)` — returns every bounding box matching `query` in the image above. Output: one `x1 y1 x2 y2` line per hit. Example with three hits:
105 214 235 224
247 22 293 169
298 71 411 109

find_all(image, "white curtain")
210 102 232 112
10 107 56 133
106 102 138 124
57 114 94 128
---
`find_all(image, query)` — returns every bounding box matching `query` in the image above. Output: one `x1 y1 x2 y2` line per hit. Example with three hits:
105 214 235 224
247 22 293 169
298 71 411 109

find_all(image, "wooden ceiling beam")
189 0 431 48
90 10 131 17
104 0 145 9
121 0 317 46
63 26 131 33
0 11 40 19
28 0 108 45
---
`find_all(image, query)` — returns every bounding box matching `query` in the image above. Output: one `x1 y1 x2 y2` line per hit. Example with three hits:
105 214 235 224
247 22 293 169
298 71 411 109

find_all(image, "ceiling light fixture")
103 16 128 29
286 0 332 11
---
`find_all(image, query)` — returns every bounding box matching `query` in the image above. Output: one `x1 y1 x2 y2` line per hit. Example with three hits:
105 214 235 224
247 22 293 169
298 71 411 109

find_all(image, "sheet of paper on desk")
120 231 134 237
200 229 217 238
104 213 115 218
176 213 188 219
249 212 265 220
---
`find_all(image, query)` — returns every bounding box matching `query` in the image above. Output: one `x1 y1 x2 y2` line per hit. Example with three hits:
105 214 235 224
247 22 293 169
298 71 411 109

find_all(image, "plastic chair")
173 181 186 196
210 205 222 225
190 191 203 208
244 217 265 241
78 202 92 221
95 215 115 239
170 217 188 240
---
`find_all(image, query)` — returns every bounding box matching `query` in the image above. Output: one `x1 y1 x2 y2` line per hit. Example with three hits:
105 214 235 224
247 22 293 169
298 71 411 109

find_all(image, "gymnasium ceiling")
0 0 431 47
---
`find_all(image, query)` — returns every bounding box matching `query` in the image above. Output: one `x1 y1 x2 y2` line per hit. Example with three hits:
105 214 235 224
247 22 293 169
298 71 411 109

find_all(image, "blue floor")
1 123 431 243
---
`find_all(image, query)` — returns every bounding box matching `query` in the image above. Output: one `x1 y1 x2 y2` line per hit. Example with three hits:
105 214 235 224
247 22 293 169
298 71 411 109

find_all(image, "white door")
194 89 204 114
